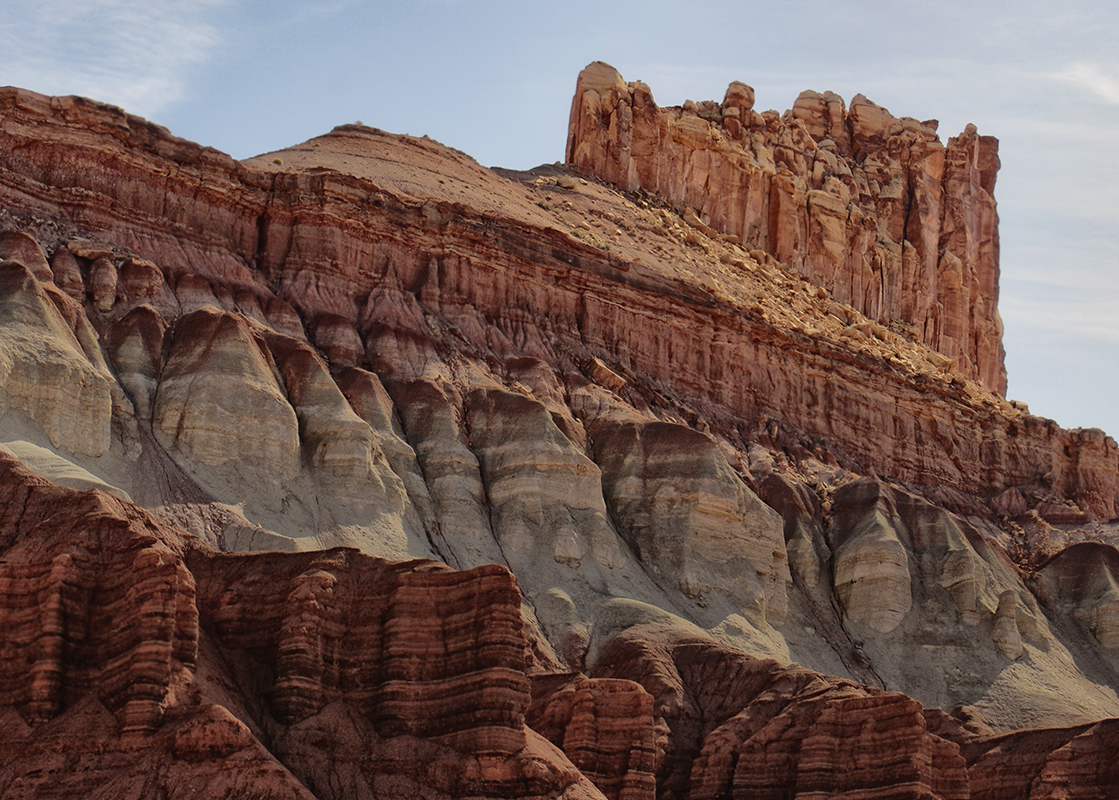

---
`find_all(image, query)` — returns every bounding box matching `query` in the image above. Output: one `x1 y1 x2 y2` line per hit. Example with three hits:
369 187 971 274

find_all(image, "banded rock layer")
0 75 1117 798
567 61 1005 394
0 87 1114 522
2 451 1117 799
0 451 598 799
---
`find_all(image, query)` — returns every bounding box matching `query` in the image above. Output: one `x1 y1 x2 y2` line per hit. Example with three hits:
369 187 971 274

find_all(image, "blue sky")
3 1 1118 435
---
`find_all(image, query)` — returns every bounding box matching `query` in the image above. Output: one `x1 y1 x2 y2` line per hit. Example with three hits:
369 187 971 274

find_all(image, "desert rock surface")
0 67 1117 797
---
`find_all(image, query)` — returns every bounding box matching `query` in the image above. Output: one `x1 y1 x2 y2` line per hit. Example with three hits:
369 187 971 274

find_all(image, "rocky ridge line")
0 86 1114 521
0 77 1118 797
567 61 1006 395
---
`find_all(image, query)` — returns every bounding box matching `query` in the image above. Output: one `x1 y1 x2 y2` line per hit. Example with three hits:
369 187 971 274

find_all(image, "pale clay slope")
0 119 1116 734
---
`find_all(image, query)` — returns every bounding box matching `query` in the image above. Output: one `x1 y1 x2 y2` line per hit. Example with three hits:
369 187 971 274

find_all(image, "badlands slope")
0 63 1116 797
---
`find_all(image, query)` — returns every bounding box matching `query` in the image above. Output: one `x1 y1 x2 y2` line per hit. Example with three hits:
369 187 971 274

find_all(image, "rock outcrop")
567 61 1006 394
0 74 1117 798
593 627 969 800
1036 543 1119 650
528 674 658 800
592 418 789 624
1 87 1116 522
0 450 600 799
0 259 114 456
3 446 1114 799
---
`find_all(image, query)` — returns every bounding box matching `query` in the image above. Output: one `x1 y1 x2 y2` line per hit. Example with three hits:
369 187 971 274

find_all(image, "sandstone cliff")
0 75 1117 798
567 61 1006 395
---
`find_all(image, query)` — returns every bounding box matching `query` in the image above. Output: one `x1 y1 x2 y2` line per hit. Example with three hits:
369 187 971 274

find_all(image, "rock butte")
0 62 1116 798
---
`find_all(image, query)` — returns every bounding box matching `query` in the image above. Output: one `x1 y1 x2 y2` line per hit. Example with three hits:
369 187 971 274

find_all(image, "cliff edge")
568 61 1006 395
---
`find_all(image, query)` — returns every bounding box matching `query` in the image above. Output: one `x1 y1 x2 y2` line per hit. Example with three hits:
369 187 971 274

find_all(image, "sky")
3 0 1117 436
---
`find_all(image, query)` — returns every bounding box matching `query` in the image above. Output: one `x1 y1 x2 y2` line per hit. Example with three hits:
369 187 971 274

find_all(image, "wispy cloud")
0 0 224 117
1053 62 1119 105
1003 295 1119 345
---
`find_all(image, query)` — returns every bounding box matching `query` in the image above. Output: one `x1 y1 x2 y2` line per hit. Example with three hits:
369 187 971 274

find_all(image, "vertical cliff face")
0 451 600 800
1 78 1119 798
567 61 1006 395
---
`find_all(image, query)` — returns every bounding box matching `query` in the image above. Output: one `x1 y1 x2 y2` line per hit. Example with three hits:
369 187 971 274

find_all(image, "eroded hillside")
0 69 1117 798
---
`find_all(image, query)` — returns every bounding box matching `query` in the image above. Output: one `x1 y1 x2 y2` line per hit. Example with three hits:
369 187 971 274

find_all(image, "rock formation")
567 62 1006 395
528 674 658 800
0 450 601 799
0 72 1117 797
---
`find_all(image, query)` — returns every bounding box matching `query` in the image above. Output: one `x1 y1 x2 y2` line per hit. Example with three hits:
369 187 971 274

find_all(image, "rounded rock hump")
0 260 113 457
723 80 755 113
574 60 630 99
152 307 301 481
848 93 898 149
0 231 52 281
567 62 635 179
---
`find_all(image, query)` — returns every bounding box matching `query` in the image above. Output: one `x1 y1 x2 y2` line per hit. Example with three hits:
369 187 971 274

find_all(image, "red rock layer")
0 469 197 738
0 87 1116 518
566 61 1006 394
961 720 1119 800
591 628 969 800
528 675 658 800
590 628 1119 799
190 549 530 754
0 451 591 799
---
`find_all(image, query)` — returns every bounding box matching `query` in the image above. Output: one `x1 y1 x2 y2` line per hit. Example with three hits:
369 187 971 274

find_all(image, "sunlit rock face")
1039 543 1119 650
593 418 789 625
832 502 914 634
0 260 113 457
568 61 1006 396
0 78 1117 798
152 307 302 482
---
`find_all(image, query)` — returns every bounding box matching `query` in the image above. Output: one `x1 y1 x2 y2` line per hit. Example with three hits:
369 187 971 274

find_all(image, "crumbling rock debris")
568 61 1006 395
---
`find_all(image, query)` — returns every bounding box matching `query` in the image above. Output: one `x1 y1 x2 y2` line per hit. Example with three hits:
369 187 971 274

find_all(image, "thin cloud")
0 0 223 117
1002 293 1119 345
1054 62 1119 105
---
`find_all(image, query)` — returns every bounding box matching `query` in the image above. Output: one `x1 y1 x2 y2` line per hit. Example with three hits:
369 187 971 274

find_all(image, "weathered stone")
0 231 51 280
1039 543 1119 649
89 255 118 311
528 675 657 800
107 304 166 420
48 245 85 300
833 503 913 633
0 80 1116 798
0 449 593 799
593 419 789 625
152 307 301 482
311 313 364 367
991 486 1029 517
67 238 115 260
0 260 112 456
992 589 1024 659
567 62 1007 395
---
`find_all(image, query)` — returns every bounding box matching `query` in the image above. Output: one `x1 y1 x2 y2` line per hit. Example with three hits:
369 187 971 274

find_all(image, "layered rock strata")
593 628 967 800
0 78 1118 798
0 87 1115 521
0 450 597 799
2 86 1110 519
528 674 658 800
592 626 1119 800
1036 543 1119 650
2 449 1115 798
567 61 1006 394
